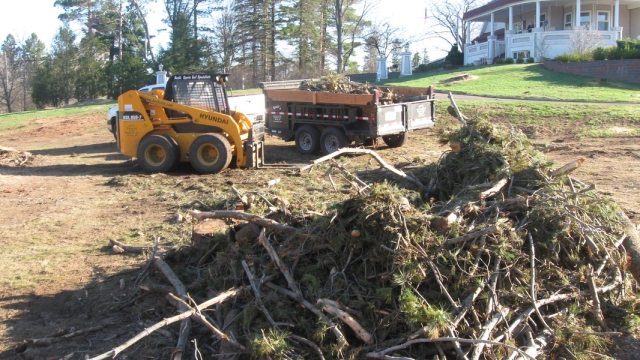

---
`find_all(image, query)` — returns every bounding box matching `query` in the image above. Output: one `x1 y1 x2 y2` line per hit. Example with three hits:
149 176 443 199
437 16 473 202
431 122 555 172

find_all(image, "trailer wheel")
189 133 232 174
382 132 408 148
320 127 349 154
295 125 321 155
137 134 180 173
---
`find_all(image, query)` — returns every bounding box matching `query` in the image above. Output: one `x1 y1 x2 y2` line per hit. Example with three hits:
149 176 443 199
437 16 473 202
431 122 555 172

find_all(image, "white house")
462 0 640 65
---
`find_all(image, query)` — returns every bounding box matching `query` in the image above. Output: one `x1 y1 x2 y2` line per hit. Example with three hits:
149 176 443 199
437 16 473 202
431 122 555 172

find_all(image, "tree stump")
234 223 261 247
192 219 227 249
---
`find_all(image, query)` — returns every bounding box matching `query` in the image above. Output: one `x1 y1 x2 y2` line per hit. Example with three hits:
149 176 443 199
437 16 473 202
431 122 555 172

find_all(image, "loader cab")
163 74 231 115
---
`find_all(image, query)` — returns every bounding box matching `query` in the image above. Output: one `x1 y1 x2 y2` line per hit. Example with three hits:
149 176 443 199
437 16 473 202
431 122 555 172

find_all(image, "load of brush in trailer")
260 79 436 154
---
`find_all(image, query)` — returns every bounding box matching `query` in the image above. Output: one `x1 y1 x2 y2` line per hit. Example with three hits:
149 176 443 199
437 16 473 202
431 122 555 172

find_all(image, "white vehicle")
107 84 166 137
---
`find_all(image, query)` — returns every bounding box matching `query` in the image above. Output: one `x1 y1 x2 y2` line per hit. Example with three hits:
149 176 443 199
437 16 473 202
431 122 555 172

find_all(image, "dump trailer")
260 80 436 154
115 74 265 174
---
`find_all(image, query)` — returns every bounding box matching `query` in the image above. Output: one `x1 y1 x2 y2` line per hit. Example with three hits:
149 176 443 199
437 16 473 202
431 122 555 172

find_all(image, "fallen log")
188 210 300 234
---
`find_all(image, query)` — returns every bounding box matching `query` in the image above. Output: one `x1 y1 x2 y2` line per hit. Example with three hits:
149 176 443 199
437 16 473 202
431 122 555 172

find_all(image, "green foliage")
495 58 505 64
526 57 535 63
399 289 451 336
516 57 525 64
554 52 593 62
415 62 444 73
249 329 291 358
504 57 514 64
445 44 464 66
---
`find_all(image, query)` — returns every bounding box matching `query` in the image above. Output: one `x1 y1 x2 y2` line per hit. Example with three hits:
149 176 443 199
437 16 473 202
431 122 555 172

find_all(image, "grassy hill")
382 63 640 103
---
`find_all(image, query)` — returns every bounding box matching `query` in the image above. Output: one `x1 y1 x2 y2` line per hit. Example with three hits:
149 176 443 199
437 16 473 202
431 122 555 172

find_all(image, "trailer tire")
320 127 349 154
137 134 180 173
382 132 408 148
295 125 321 155
189 133 232 174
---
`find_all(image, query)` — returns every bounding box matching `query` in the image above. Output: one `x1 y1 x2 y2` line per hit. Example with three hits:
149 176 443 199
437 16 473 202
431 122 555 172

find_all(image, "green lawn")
383 64 640 103
0 103 114 131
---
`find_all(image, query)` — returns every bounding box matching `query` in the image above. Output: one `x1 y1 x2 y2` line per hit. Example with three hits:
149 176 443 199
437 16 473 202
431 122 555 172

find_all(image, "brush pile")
91 113 637 360
0 146 33 166
299 75 400 103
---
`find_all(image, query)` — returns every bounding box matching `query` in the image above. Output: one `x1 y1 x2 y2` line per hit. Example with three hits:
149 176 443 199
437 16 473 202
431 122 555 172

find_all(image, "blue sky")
0 0 446 64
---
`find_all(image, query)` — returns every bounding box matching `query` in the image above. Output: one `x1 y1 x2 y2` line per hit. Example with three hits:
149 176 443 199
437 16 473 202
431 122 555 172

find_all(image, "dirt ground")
0 108 639 359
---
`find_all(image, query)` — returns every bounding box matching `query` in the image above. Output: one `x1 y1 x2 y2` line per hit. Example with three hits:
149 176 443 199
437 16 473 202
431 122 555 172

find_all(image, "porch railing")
464 29 620 64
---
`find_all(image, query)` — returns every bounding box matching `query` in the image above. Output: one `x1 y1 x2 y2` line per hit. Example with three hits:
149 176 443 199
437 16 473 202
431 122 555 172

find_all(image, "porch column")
376 57 388 81
509 7 513 31
466 21 471 45
488 12 496 63
506 7 515 59
535 1 541 29
490 12 494 35
575 0 581 28
612 0 622 39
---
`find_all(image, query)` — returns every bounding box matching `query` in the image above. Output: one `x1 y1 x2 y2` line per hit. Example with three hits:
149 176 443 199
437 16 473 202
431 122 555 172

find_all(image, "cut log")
192 219 227 249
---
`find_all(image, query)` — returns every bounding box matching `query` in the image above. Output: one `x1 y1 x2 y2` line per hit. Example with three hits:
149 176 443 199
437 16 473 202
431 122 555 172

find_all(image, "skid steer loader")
114 74 265 174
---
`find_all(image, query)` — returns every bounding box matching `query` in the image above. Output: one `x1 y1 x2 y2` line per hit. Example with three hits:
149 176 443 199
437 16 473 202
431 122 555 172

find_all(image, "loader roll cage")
163 74 231 115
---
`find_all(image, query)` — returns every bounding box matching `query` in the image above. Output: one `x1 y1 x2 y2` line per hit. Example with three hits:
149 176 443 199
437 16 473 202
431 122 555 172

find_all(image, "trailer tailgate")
407 100 436 130
376 104 405 136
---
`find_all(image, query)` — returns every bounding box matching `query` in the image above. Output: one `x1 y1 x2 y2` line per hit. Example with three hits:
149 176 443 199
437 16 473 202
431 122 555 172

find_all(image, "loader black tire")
320 127 349 154
189 133 232 174
137 134 180 173
295 125 321 155
382 132 408 148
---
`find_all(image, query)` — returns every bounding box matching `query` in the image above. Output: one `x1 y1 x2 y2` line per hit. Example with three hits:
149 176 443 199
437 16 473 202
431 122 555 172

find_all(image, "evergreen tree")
20 34 46 111
32 27 79 107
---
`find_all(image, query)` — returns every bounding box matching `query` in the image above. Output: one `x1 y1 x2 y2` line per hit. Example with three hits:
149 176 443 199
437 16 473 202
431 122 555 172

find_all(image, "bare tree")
363 21 405 61
0 35 22 113
129 0 157 62
427 0 483 53
570 26 604 55
334 0 378 73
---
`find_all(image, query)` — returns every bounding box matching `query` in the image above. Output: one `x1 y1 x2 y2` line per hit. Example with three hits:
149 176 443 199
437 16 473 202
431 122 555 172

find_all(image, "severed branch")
549 158 585 178
258 229 302 298
265 283 348 347
167 293 245 350
442 223 502 247
317 298 373 344
290 334 325 360
109 239 170 254
153 257 191 359
27 321 115 346
587 264 609 330
188 210 300 234
471 307 511 360
299 148 423 189
529 233 552 333
88 286 249 360
242 260 279 329
366 337 535 360
479 178 509 199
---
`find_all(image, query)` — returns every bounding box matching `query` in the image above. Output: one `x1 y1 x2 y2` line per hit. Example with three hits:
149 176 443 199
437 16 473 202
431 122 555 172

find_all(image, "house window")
564 13 572 30
513 50 530 59
540 13 547 28
513 21 523 34
598 11 610 30
580 11 591 28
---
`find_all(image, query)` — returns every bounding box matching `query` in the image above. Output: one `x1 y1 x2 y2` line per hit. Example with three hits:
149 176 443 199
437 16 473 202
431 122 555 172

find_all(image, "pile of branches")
0 146 33 166
87 103 638 360
299 75 399 103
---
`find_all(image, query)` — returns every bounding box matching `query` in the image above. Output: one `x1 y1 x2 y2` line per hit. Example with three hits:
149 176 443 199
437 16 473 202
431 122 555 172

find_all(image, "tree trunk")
335 0 343 73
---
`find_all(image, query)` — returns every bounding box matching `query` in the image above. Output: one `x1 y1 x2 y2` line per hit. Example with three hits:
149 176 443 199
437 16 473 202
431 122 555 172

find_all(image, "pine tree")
20 34 46 111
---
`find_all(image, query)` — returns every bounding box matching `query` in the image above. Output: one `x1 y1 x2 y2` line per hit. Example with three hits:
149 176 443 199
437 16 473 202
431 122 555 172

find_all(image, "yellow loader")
114 73 264 174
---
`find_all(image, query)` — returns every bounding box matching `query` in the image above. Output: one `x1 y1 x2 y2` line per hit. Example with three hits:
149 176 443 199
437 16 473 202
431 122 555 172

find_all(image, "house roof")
463 0 640 21
463 0 519 21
